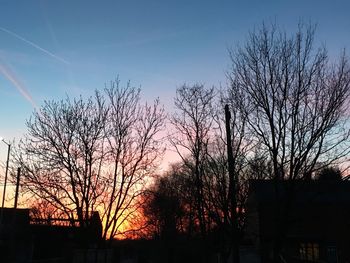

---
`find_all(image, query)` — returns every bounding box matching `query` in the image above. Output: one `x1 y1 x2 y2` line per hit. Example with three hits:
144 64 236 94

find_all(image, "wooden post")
225 104 240 263
14 167 20 209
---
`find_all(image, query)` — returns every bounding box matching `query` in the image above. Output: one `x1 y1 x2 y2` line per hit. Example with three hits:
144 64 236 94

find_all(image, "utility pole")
225 104 240 263
14 168 20 209
0 137 10 240
1 140 10 210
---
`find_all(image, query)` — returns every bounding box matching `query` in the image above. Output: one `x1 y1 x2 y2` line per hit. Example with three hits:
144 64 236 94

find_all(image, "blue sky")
1 0 350 160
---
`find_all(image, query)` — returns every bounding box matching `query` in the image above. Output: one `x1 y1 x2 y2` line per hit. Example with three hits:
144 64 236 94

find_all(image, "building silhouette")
246 179 350 263
0 208 104 263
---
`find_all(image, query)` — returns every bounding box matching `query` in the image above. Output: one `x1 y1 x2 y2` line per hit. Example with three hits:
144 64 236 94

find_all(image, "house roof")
0 207 30 225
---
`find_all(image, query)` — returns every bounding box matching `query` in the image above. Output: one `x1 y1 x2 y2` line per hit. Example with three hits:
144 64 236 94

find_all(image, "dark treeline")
139 23 350 263
10 23 350 262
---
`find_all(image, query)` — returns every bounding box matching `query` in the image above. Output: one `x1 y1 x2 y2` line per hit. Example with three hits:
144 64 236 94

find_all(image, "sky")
0 0 350 174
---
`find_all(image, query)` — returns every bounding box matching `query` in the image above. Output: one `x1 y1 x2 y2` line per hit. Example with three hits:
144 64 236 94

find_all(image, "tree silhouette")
13 79 165 240
142 175 184 239
228 23 350 181
170 84 215 237
228 23 350 262
316 166 342 181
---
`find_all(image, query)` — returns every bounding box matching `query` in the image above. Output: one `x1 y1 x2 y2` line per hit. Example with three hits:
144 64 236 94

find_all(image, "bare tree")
228 23 350 262
201 97 258 263
170 84 256 261
142 173 185 239
14 79 165 240
29 199 64 221
100 81 165 240
316 166 342 181
170 84 215 236
228 23 350 181
14 93 108 226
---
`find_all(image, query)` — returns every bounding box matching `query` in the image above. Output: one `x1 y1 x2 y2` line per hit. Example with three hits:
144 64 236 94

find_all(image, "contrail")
0 62 38 110
0 27 69 65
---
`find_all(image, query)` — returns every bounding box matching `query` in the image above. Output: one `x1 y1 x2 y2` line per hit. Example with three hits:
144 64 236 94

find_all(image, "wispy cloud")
0 27 69 65
0 60 38 110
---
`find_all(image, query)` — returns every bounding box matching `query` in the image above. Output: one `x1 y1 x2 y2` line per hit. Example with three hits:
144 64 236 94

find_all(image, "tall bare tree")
100 82 165 240
170 84 255 262
15 93 108 226
228 23 350 181
170 84 215 236
14 79 165 240
228 23 350 262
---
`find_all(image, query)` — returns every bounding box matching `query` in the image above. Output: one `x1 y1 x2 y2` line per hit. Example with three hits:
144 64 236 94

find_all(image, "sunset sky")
1 0 350 170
